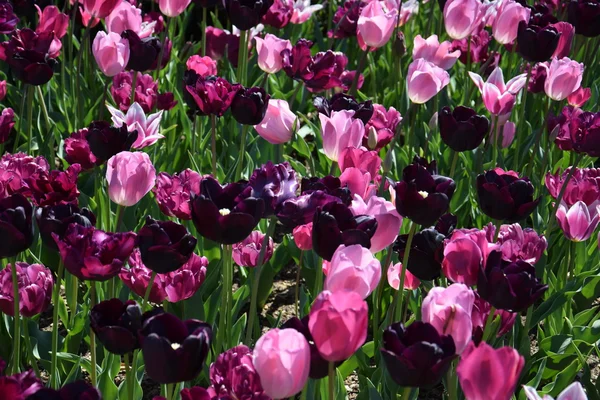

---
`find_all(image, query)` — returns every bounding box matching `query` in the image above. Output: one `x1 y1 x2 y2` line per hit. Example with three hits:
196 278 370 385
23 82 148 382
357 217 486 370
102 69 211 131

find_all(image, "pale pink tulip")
106 2 142 36
556 201 600 242
492 0 530 44
524 382 588 400
407 59 450 104
92 31 130 77
106 102 164 149
106 151 156 207
567 87 591 108
290 0 323 24
254 33 291 74
469 67 527 115
159 0 191 17
413 34 461 70
357 1 397 49
324 245 382 299
255 99 299 144
544 57 584 101
350 195 402 253
319 110 364 162
491 118 516 148
443 0 485 39
387 262 420 290
551 22 575 59
186 55 217 77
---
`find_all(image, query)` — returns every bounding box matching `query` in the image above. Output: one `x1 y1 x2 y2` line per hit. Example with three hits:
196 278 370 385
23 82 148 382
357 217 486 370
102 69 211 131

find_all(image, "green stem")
154 18 171 80
89 282 97 386
216 245 234 352
288 82 303 108
26 85 34 155
464 36 472 104
482 306 497 343
129 350 139 400
525 98 551 179
493 219 503 242
328 362 335 400
22 319 40 377
295 251 303 317
211 115 217 177
391 222 417 322
234 125 250 181
350 48 369 96
10 259 21 374
491 114 499 168
114 204 125 232
142 271 158 311
68 275 78 328
400 386 412 399
237 30 249 85
449 150 459 179
13 84 27 152
519 306 533 359
202 8 208 56
374 246 394 348
313 256 323 297
36 86 52 159
514 68 531 170
130 72 138 106
50 260 64 388
76 24 92 127
446 364 458 400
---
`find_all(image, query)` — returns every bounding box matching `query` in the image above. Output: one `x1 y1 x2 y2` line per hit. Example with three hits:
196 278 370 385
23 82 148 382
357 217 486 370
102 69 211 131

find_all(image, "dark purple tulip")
0 369 43 398
312 202 377 261
527 63 548 93
35 204 96 251
86 121 137 162
568 0 600 37
394 227 445 281
262 0 292 28
550 106 600 157
394 157 455 227
185 73 240 117
90 298 142 355
529 3 558 26
224 0 273 30
150 37 171 71
476 168 540 223
313 93 374 125
26 380 101 399
435 213 457 236
121 30 161 72
139 312 211 384
477 250 548 312
438 106 489 152
517 22 560 62
230 86 270 125
0 28 56 85
281 39 313 81
381 321 456 388
241 161 298 217
0 193 33 259
191 177 264 244
63 128 98 170
301 176 353 205
53 224 136 281
451 29 491 65
329 0 365 39
26 164 81 207
276 191 342 231
137 216 197 274
0 3 18 34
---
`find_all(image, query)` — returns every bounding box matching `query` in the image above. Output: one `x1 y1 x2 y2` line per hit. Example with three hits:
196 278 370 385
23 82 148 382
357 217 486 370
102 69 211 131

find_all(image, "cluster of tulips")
0 0 599 398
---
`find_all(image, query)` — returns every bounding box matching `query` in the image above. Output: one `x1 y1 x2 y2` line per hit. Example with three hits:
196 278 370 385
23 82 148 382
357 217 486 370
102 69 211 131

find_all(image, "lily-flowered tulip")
186 55 217 77
357 1 397 49
325 245 382 299
232 230 274 267
443 228 496 286
92 31 130 77
469 67 527 115
556 201 600 242
90 298 142 355
544 57 584 101
107 102 163 149
517 22 560 63
308 290 368 362
106 151 156 207
492 0 530 44
319 110 365 162
387 262 421 290
230 87 270 125
253 328 311 399
291 0 323 23
524 382 588 400
457 342 524 400
350 195 402 253
0 262 53 317
407 59 450 104
159 0 192 17
443 0 484 39
413 35 461 70
36 204 96 251
254 33 291 74
438 106 489 151
0 194 34 259
154 169 201 220
255 99 298 144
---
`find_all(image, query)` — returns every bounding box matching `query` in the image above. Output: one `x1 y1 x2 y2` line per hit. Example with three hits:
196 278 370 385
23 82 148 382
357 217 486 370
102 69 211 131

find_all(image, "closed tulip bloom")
232 230 274 267
469 67 527 115
255 99 298 144
407 59 450 104
106 151 156 207
92 31 130 77
293 222 313 250
350 195 402 253
0 108 15 144
255 33 292 74
544 57 584 101
308 290 368 362
106 1 145 36
186 55 217 77
36 204 96 251
319 110 365 162
443 0 484 39
90 298 142 355
524 382 588 400
492 0 530 44
443 228 497 286
439 106 489 152
0 262 53 317
27 380 101 400
325 245 382 299
517 22 560 62
253 328 311 399
159 0 192 17
556 201 600 242
357 1 396 49
387 262 421 290
0 194 34 259
83 0 119 18
457 342 524 400
413 35 461 70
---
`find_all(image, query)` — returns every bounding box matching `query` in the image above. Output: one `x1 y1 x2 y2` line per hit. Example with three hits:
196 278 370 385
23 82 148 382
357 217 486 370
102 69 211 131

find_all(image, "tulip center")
219 208 231 216
418 191 429 199
171 342 181 350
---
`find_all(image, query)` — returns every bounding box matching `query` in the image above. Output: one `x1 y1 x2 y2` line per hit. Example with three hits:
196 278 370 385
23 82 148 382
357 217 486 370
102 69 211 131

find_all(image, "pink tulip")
293 223 313 251
413 34 461 70
443 228 499 286
290 0 323 24
36 5 69 57
158 0 191 17
544 57 584 101
308 290 368 362
357 1 397 49
407 59 450 104
350 195 402 253
457 342 524 400
567 87 592 108
491 118 516 148
556 201 600 242
0 80 6 101
422 283 475 354
107 102 164 149
106 151 156 207
186 55 217 77
255 99 299 145
490 223 547 264
340 168 376 200
253 328 310 399
469 67 527 115
105 2 142 35
339 146 381 178
254 33 291 74
387 262 420 290
524 382 588 400
319 110 365 162
364 104 402 151
0 262 53 318
551 22 575 59
443 0 485 40
471 293 516 340
83 0 119 18
92 31 130 77
324 245 382 299
232 230 274 268
492 0 530 44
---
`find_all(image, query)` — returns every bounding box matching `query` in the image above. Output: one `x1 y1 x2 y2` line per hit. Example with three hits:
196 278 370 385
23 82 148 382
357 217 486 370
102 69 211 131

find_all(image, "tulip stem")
234 125 250 181
211 115 217 177
237 30 249 86
493 219 503 242
400 387 412 399
26 85 34 155
391 222 417 322
76 23 92 127
374 246 394 348
155 18 171 81
288 82 303 108
491 115 499 168
328 362 335 400
445 363 458 400
36 86 52 164
114 204 125 232
525 98 551 179
216 245 234 352
201 7 208 56
482 306 497 343
130 72 138 106
142 271 158 311
68 275 79 328
545 153 584 238
350 48 369 96
50 260 64 388
513 68 531 170
89 282 97 387
22 319 40 377
295 251 303 317
464 36 472 104
10 259 21 374
449 150 459 179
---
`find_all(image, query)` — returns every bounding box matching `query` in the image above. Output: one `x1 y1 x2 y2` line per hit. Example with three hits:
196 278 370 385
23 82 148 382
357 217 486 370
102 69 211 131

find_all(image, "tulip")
315 93 374 125
35 5 69 57
339 147 381 178
0 153 49 198
24 164 80 207
0 3 18 34
255 99 298 144
301 175 352 202
107 102 164 149
86 121 137 163
27 380 101 399
457 342 524 400
471 293 516 342
413 35 461 70
208 345 268 397
0 108 15 144
0 194 34 259
544 57 584 101
524 382 587 400
357 1 396 49
339 168 375 200
517 22 560 63
438 106 489 152
319 110 365 162
185 73 239 117
550 106 600 157
105 1 144 36
106 151 156 207
233 230 274 267
293 223 313 250
83 0 119 18
551 22 574 59
90 298 142 355
443 0 484 39
382 321 456 387
407 58 450 104
395 227 445 280
329 0 364 38
492 0 530 44
556 201 600 242
291 0 323 23
387 262 420 290
324 245 381 299
92 31 130 77
159 0 192 17
262 0 293 28
186 55 217 77
121 30 162 72
224 0 273 31
492 119 515 148
244 161 299 218
545 167 600 208
253 328 311 399
112 71 176 113
363 104 401 150
0 369 43 398
568 0 600 37
442 228 496 286
491 223 547 264
254 34 291 74
469 67 527 115
451 29 492 64
230 86 270 125
36 204 96 251
277 191 342 231
308 290 368 362
567 87 592 107
0 262 53 318
153 169 201 220
140 312 211 383
0 29 57 85
350 195 402 253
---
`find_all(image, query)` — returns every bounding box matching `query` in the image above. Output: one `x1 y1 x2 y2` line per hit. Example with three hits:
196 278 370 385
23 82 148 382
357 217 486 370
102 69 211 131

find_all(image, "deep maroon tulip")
121 30 161 72
394 157 455 227
139 312 211 384
381 321 456 388
312 202 377 261
191 177 264 244
0 3 18 34
53 224 136 281
230 86 270 125
150 37 171 71
329 0 365 39
154 169 202 220
27 380 101 399
313 93 374 125
0 108 15 144
568 0 600 37
63 128 98 170
0 369 43 398
527 62 548 93
438 106 489 152
394 227 445 280
281 39 313 81
185 72 239 117
0 28 56 85
86 121 137 162
209 345 268 398
262 0 292 28
0 193 33 259
137 216 197 274
550 106 600 157
224 0 273 30
36 204 96 251
276 191 342 231
451 29 491 65
529 3 558 26
26 164 81 207
517 22 560 62
476 168 540 223
301 175 353 204
478 250 547 312
239 162 298 217
90 298 142 355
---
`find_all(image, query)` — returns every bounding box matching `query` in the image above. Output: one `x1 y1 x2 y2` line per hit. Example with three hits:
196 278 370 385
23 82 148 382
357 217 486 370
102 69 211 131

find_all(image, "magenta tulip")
407 59 450 104
324 245 381 299
443 0 484 39
567 87 592 107
83 0 120 18
255 99 298 144
35 5 69 57
0 108 15 144
106 151 156 207
413 34 461 70
544 57 584 101
293 222 313 250
491 223 547 264
319 110 364 162
556 201 600 242
357 1 397 49
457 342 524 400
154 169 201 220
339 147 381 178
551 22 575 59
492 0 530 44
339 168 375 200
0 262 53 317
443 228 498 286
252 328 311 399
186 55 218 77
159 0 191 17
308 290 368 362
350 195 402 253
387 262 420 290
363 104 402 150
232 230 274 268
92 31 130 77
469 67 527 115
524 382 587 400
255 33 292 74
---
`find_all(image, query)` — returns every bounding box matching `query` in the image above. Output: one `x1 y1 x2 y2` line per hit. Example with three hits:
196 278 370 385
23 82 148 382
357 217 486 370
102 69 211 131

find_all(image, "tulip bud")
367 126 378 149
325 245 381 299
92 31 130 77
429 112 438 132
106 151 156 207
383 148 394 173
